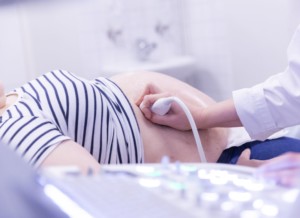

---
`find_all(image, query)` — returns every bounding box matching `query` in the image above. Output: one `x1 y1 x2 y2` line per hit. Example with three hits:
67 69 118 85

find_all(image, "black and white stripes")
0 70 144 167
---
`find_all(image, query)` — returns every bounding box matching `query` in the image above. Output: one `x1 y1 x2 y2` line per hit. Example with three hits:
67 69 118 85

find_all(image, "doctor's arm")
194 99 243 129
140 24 300 141
139 93 243 131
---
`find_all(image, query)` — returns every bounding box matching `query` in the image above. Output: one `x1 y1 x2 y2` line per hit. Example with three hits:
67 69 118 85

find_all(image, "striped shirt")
0 70 144 167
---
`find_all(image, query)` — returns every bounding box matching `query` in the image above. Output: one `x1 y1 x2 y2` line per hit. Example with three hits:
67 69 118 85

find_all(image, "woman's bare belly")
110 71 228 163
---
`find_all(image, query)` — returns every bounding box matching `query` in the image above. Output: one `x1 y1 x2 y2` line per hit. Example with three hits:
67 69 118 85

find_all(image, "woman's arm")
40 140 101 173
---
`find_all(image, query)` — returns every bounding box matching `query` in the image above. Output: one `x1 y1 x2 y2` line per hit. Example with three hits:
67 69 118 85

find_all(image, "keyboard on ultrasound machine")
41 162 299 218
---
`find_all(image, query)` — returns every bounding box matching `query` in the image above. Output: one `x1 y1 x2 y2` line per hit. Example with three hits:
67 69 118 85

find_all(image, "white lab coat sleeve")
232 24 300 141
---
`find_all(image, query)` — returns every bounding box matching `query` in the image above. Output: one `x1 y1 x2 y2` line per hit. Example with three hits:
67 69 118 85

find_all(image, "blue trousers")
217 137 300 164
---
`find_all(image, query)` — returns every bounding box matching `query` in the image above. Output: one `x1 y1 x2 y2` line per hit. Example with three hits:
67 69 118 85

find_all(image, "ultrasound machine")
1 138 300 218
1 98 300 218
41 161 299 218
0 98 300 218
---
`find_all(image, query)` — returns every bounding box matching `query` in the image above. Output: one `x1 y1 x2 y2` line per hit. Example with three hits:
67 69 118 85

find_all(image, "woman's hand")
236 149 265 167
0 81 6 109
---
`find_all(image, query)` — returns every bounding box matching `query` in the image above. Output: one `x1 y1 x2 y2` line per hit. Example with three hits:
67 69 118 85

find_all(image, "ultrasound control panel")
43 162 300 218
101 162 299 218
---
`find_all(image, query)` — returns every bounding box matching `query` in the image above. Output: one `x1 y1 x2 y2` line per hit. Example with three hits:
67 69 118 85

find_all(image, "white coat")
233 24 300 141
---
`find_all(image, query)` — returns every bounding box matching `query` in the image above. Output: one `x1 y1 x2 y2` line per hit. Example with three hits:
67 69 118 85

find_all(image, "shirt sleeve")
0 116 70 167
233 24 300 140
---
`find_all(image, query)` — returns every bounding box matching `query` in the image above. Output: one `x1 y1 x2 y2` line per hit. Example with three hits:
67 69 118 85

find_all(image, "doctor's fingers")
150 113 178 128
151 112 191 130
135 82 162 106
139 93 171 110
138 93 170 119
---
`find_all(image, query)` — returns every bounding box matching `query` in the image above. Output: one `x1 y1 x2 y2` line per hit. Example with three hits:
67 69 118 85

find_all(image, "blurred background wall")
1 0 299 100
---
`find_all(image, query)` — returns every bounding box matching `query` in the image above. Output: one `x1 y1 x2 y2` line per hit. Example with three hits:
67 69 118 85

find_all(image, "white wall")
0 3 29 91
289 0 300 31
225 0 295 90
184 0 298 100
18 0 89 78
1 0 299 100
183 0 233 100
0 0 184 90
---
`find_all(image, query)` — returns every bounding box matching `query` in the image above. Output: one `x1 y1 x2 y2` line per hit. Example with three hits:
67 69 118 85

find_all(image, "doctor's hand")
255 152 300 187
137 93 197 131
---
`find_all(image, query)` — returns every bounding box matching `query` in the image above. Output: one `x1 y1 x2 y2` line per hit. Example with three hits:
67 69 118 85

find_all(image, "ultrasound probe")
150 97 207 163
